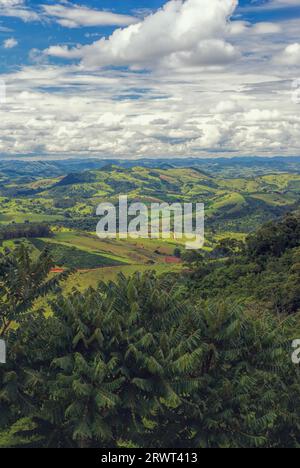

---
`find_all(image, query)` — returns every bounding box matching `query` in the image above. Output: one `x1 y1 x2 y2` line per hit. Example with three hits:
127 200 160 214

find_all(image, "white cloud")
1 0 300 158
45 0 239 69
267 0 300 8
252 22 282 34
3 37 18 48
228 20 282 36
0 0 39 22
42 3 138 28
0 1 24 5
0 62 299 159
228 21 249 35
244 109 281 122
0 1 139 27
276 43 300 65
213 100 243 114
240 0 300 12
0 24 12 32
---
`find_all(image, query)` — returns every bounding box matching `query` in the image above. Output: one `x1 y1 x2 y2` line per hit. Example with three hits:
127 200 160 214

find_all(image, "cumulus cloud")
45 0 239 69
1 0 300 158
252 22 282 34
0 61 298 159
276 43 300 65
42 3 138 28
3 37 18 48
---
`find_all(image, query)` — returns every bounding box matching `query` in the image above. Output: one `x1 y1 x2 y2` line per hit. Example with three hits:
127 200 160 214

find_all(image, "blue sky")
1 1 300 71
0 1 165 70
0 0 300 158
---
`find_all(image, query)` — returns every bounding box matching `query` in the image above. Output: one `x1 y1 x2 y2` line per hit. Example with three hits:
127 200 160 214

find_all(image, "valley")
0 158 300 285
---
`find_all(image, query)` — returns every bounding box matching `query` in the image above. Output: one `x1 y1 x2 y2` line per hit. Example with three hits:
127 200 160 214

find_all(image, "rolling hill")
0 165 299 232
0 162 299 283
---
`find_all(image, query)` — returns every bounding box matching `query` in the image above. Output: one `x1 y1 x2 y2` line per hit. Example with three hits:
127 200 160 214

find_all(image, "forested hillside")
181 213 300 312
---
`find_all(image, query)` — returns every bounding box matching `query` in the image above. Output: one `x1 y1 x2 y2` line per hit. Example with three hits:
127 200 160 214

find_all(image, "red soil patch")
51 267 102 273
164 256 182 264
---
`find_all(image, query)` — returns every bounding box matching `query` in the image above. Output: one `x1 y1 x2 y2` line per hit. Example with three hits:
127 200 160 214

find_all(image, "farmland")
1 159 300 284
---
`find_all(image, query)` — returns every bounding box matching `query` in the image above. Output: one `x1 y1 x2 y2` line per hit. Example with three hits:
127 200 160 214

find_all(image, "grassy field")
31 231 185 266
63 263 182 292
1 229 186 293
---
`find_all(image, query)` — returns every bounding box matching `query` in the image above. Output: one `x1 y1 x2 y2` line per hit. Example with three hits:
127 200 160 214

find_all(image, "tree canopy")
0 256 299 448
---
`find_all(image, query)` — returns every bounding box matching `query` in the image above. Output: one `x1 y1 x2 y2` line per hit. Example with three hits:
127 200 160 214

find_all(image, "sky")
0 0 300 159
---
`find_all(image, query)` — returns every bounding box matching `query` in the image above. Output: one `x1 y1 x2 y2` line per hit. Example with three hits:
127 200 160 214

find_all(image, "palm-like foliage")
0 244 70 444
174 302 300 448
19 273 189 447
11 271 300 448
0 244 70 337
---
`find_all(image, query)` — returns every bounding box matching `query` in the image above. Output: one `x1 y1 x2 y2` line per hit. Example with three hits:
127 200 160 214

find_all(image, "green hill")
0 164 299 240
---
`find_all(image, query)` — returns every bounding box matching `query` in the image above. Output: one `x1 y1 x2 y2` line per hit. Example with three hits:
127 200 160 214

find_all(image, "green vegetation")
0 247 299 448
1 164 299 235
0 244 70 338
0 223 52 241
183 214 300 315
31 238 126 270
1 160 300 448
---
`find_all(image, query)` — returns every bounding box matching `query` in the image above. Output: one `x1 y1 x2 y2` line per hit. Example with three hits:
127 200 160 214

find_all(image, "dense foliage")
1 214 300 448
183 214 300 315
0 244 70 338
0 223 52 241
0 250 299 447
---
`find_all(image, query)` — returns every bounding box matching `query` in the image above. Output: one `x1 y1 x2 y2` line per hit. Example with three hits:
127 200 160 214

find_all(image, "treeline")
57 217 100 231
247 214 300 259
0 223 52 241
183 213 300 314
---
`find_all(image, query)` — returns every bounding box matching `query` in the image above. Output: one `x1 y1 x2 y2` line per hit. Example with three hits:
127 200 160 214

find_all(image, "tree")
246 214 300 260
212 238 245 258
0 244 70 338
173 302 300 448
181 251 210 279
5 272 300 448
0 223 52 241
0 244 71 446
174 247 182 259
16 273 197 448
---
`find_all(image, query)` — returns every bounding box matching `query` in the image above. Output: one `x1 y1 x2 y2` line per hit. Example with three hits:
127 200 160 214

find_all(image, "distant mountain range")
1 156 300 180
